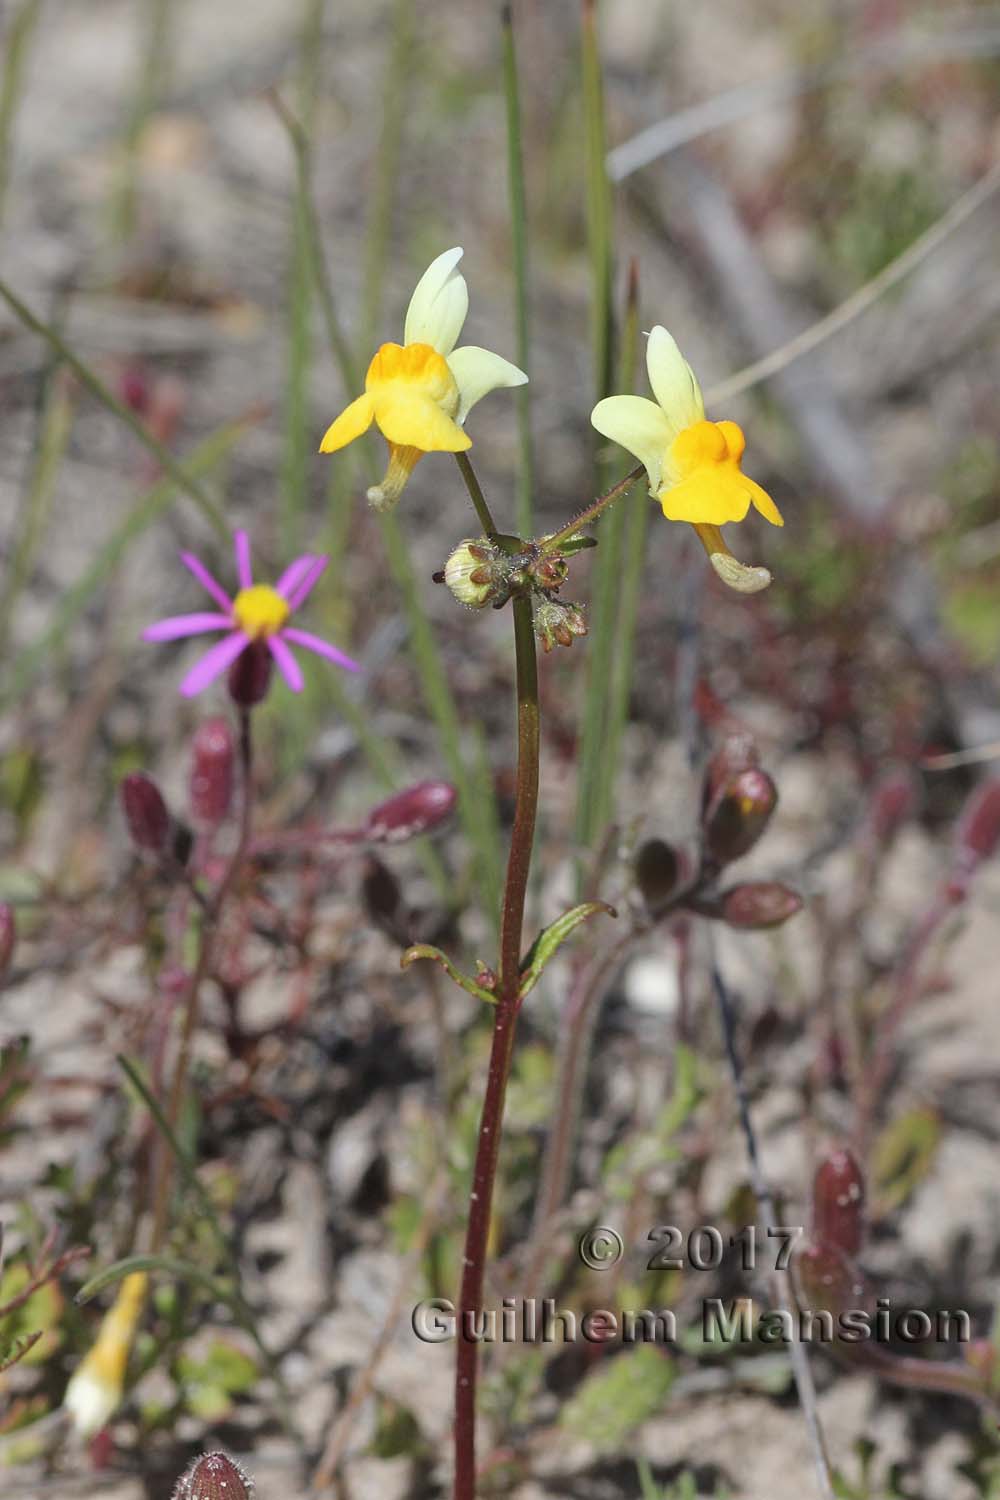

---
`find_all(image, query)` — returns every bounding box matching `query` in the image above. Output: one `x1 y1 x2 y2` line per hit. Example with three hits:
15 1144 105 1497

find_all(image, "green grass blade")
573 0 619 853
361 0 413 354
0 367 75 658
0 0 42 228
0 277 229 538
112 0 171 241
280 0 326 558
0 415 251 710
593 260 642 834
501 3 534 538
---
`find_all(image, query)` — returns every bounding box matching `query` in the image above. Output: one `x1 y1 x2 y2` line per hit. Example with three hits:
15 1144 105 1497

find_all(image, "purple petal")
233 530 253 590
287 555 329 610
275 554 316 600
281 625 359 673
267 634 304 692
179 630 250 697
180 552 232 611
143 612 232 642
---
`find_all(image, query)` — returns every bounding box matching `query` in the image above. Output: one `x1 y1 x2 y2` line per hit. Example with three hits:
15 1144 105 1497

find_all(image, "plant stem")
453 591 539 1500
150 706 255 1252
539 462 644 553
455 451 501 539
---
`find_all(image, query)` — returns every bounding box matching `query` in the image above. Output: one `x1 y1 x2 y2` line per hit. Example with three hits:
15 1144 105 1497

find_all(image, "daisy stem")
150 705 254 1254
454 590 539 1500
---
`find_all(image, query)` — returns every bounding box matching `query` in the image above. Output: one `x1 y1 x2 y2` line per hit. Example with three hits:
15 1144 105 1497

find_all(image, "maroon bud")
634 838 683 915
363 781 457 843
0 904 14 978
189 717 235 827
866 767 919 844
227 641 271 707
120 773 170 854
172 1452 254 1500
796 1241 874 1321
812 1148 866 1258
701 734 759 815
703 768 778 865
719 881 802 929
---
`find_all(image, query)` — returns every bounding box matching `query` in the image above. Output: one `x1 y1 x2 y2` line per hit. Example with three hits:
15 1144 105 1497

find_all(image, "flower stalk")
453 589 539 1500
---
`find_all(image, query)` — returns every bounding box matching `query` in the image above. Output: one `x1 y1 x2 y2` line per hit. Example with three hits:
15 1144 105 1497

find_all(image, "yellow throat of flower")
233 584 290 639
365 341 460 417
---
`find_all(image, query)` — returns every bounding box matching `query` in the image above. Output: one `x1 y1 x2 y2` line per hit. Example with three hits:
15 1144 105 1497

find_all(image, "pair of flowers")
148 247 783 696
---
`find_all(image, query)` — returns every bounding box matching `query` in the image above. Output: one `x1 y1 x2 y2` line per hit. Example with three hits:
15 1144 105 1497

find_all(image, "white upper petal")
590 394 672 494
447 346 528 425
404 247 469 355
645 325 704 438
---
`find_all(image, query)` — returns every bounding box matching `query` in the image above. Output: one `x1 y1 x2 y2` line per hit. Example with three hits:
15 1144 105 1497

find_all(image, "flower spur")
144 530 359 696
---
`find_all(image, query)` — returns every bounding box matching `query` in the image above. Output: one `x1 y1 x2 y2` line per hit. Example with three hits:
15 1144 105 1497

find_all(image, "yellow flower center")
365 341 460 418
670 418 746 478
232 584 290 639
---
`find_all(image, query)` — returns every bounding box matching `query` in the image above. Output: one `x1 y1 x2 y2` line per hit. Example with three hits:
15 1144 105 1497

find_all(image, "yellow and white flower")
320 248 527 510
591 326 783 591
63 1271 148 1437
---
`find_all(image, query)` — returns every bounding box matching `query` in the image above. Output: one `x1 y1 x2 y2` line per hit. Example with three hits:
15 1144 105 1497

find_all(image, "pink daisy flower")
144 530 358 697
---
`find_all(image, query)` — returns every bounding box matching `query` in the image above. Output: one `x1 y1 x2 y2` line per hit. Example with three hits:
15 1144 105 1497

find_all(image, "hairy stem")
453 592 539 1500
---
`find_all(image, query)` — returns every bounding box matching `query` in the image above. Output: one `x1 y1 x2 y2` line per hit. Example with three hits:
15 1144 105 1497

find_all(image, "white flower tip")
708 551 772 593
64 1369 117 1437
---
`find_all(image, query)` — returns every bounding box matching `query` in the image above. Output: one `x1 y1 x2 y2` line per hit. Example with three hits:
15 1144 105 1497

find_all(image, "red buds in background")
189 717 235 828
812 1147 866 1259
719 881 802 930
120 773 170 855
703 767 778 866
362 781 456 844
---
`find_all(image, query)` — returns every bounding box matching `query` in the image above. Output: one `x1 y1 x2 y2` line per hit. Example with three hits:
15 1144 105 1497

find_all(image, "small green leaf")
518 900 616 1001
76 1254 232 1307
560 1345 674 1452
401 944 497 1005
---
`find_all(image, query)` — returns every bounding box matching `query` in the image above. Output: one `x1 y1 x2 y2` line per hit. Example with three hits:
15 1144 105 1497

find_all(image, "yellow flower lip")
660 418 784 528
366 340 459 411
232 584 290 639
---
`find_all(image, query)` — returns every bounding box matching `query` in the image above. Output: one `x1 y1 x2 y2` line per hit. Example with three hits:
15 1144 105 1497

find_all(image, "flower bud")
64 1272 148 1437
703 768 777 864
796 1241 874 1320
120 773 170 855
0 903 14 979
634 838 683 915
701 736 759 813
534 599 587 654
443 539 508 609
363 780 457 843
949 778 1000 897
812 1148 865 1259
529 553 569 592
189 717 235 828
719 881 802 929
227 640 271 707
173 1452 254 1500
